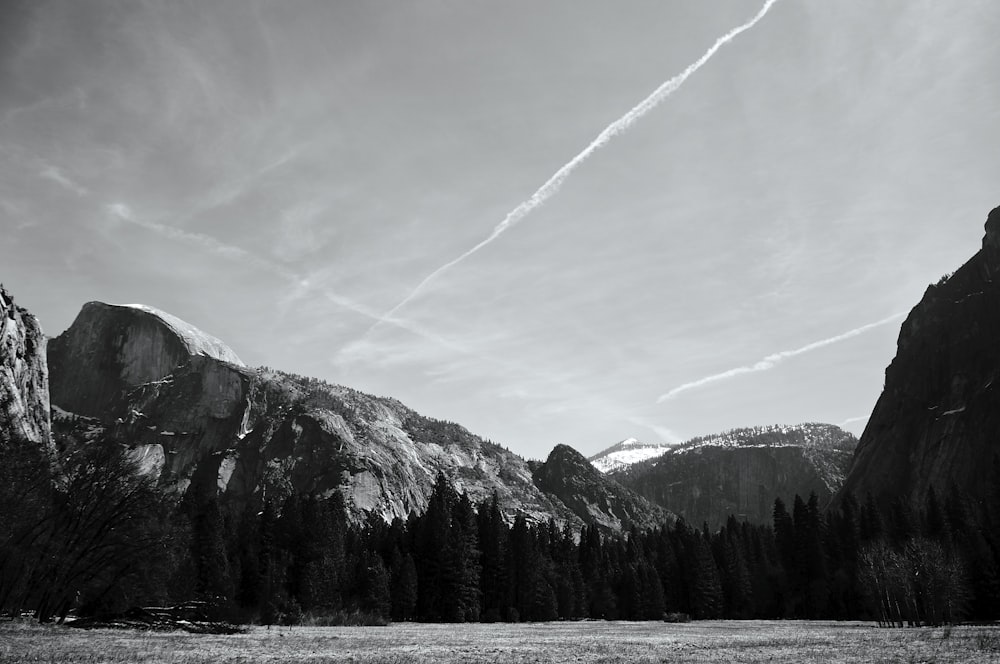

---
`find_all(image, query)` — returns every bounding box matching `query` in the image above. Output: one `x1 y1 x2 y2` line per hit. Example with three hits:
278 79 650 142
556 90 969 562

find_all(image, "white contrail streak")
656 311 907 403
370 0 781 327
839 415 870 428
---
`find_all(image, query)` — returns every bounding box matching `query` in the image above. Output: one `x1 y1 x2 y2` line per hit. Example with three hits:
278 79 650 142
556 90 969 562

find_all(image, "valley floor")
2 619 1000 663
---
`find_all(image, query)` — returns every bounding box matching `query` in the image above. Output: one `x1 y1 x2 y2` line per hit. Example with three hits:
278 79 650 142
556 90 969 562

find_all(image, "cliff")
0 285 51 447
839 206 1000 510
614 423 855 529
47 301 242 418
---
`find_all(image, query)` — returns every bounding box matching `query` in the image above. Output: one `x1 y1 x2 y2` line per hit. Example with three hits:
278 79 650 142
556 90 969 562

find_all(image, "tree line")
2 441 999 626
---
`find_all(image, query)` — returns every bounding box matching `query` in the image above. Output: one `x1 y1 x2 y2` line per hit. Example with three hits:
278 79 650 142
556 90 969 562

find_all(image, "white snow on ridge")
589 423 856 474
589 438 674 474
118 303 245 366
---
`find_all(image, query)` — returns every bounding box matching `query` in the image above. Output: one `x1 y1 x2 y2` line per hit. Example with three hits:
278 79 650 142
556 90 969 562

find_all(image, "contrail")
839 415 870 428
108 202 523 364
657 311 907 403
106 203 412 334
370 0 780 329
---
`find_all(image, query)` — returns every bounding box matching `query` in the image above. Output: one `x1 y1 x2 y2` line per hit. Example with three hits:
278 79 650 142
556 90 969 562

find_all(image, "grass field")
3 619 1000 663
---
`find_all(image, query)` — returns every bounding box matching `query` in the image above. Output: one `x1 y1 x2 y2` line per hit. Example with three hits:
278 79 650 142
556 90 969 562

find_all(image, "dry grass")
2 619 999 663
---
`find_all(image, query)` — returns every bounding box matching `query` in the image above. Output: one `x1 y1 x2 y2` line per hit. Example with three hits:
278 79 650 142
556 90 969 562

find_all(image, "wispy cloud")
107 202 254 263
104 201 478 359
366 0 781 330
657 311 906 403
40 165 88 196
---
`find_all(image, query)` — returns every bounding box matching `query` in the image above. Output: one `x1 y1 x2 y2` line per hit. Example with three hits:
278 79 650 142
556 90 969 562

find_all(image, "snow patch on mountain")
588 437 675 474
667 423 856 455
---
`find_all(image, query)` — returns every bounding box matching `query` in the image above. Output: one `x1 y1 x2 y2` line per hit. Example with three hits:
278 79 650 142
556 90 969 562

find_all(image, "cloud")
106 202 252 262
366 0 781 330
104 201 482 360
657 311 907 402
40 165 88 196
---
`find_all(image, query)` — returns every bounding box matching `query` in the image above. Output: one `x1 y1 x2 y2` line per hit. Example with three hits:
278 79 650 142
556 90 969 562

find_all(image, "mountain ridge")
44 298 666 530
613 423 856 528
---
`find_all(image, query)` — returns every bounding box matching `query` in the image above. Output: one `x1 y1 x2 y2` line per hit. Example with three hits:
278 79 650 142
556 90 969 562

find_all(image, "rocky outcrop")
47 302 242 418
47 301 580 526
534 444 674 532
0 285 50 447
839 206 1000 511
614 424 855 529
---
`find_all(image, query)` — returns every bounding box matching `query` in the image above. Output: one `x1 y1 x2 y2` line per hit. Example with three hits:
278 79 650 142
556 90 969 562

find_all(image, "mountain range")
3 206 1000 534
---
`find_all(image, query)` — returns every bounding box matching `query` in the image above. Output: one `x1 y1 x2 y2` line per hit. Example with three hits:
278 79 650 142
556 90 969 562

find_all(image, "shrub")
663 612 691 623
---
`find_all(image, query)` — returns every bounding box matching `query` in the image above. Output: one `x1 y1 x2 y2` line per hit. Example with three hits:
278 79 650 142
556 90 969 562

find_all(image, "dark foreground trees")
0 440 166 622
2 443 995 626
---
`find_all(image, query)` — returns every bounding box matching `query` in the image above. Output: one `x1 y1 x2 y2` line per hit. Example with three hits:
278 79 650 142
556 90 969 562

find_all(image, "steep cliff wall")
0 285 51 447
47 302 242 417
839 206 1000 509
615 424 854 529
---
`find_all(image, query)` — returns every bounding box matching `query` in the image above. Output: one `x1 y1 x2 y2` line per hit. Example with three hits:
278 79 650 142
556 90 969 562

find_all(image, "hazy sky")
3 0 999 459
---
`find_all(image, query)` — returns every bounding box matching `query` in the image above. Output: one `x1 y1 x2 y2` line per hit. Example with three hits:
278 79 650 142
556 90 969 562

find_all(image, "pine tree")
189 489 232 602
687 533 723 619
476 493 509 622
447 491 482 622
390 551 418 621
772 498 796 616
798 493 829 618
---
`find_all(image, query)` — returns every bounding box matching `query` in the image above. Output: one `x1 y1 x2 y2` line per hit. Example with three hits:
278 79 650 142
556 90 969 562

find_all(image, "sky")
3 0 999 460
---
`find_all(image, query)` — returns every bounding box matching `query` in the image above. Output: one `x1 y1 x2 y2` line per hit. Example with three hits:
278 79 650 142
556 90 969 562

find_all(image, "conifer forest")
2 439 996 628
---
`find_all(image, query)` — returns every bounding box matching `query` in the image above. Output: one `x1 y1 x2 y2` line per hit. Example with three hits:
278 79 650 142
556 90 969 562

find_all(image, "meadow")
3 619 1000 664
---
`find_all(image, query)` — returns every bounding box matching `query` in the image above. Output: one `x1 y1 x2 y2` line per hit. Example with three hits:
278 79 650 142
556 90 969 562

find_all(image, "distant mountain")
535 444 674 531
588 437 674 473
613 423 856 529
839 206 1000 512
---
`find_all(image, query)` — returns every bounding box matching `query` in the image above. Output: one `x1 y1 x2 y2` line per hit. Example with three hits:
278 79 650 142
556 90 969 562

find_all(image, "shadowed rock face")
614 424 855 529
47 302 242 418
534 444 674 532
0 285 50 447
839 206 1000 510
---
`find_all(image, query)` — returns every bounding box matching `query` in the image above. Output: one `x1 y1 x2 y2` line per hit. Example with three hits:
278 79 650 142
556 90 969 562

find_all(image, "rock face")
47 302 243 418
534 444 674 531
47 301 580 526
0 285 50 447
588 437 674 474
839 206 1000 510
614 424 855 529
